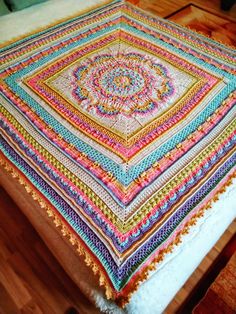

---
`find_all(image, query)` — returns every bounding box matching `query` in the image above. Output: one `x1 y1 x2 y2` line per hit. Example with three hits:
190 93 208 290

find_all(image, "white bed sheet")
0 1 235 313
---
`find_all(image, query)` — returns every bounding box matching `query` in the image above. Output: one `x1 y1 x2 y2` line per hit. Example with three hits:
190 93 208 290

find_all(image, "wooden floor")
0 187 100 314
165 220 236 313
0 185 235 314
130 0 236 18
0 1 236 313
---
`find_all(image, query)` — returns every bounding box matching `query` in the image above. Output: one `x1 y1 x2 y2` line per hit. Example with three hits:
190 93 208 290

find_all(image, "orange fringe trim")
0 156 114 300
0 154 235 308
127 2 236 51
0 3 235 304
179 25 236 50
115 170 236 307
2 1 235 53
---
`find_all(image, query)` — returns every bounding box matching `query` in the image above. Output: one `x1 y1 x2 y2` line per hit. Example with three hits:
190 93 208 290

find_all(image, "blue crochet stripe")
0 0 122 53
1 136 235 290
128 6 236 62
0 137 121 288
6 71 235 187
122 22 235 79
3 15 235 185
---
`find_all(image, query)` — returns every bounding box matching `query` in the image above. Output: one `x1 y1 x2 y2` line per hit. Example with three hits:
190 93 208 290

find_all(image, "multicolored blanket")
0 0 235 306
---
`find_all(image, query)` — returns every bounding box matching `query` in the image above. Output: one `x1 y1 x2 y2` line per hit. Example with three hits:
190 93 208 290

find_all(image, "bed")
0 1 235 313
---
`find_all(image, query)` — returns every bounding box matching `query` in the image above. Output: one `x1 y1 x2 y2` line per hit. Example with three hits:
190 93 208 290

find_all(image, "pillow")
0 0 10 15
4 0 47 11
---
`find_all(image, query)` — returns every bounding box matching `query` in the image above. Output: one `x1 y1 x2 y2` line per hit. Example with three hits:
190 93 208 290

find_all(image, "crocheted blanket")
0 0 235 306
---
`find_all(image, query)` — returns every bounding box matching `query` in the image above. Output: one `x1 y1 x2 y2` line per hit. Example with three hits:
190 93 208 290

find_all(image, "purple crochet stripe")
0 1 122 58
1 119 235 254
121 151 235 271
0 137 118 270
128 4 236 61
1 136 235 289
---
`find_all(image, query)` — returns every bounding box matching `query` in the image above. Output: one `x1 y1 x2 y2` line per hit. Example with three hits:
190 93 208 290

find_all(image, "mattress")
0 0 236 313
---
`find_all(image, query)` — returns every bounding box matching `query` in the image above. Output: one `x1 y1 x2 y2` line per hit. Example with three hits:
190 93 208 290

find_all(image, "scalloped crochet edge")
0 155 114 301
0 154 235 308
1 1 235 52
115 170 236 307
128 2 236 51
0 0 235 309
178 24 236 50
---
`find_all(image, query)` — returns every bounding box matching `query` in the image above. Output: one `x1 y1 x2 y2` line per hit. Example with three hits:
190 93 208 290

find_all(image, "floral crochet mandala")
0 0 235 307
72 52 174 116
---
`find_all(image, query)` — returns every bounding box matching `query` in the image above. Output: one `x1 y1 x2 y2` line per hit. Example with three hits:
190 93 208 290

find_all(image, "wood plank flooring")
0 1 236 313
165 220 236 313
0 187 98 314
130 0 236 19
0 186 235 314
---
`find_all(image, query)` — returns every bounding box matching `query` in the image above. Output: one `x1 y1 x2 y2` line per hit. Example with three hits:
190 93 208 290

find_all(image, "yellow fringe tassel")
0 156 235 308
